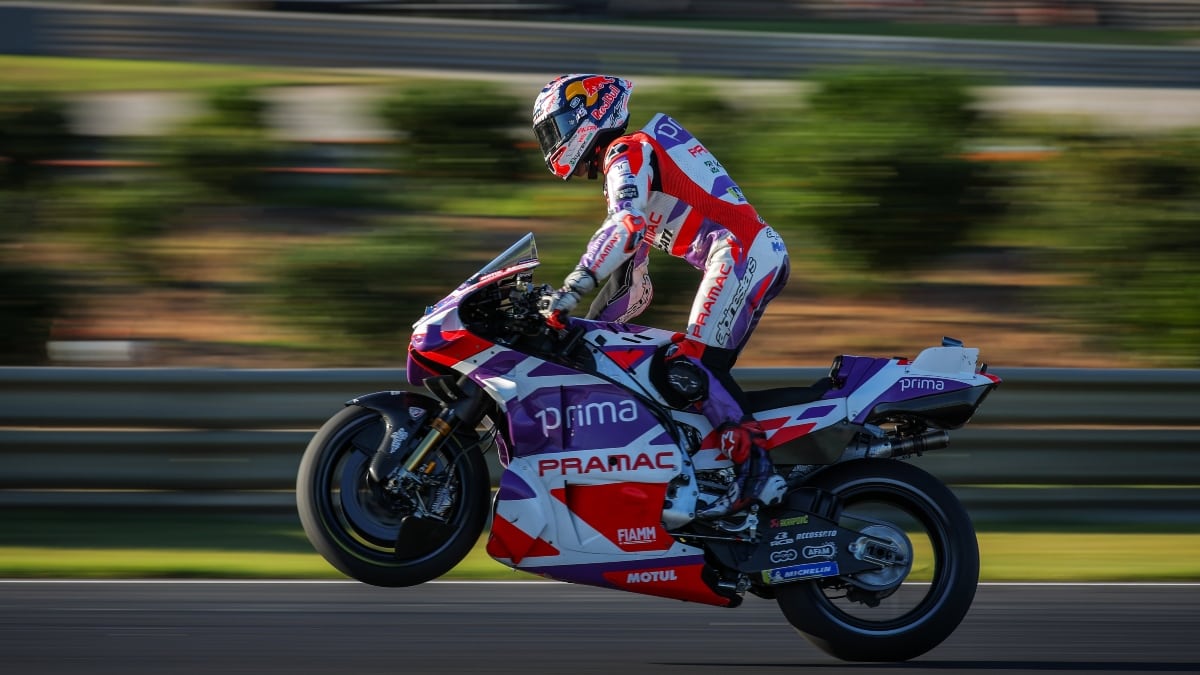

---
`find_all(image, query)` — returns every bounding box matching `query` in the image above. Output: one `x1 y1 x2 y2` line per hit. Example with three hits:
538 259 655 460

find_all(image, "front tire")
296 405 491 587
775 459 979 662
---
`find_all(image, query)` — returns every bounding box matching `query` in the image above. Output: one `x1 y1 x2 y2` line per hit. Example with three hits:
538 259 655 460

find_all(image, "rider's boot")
697 421 787 520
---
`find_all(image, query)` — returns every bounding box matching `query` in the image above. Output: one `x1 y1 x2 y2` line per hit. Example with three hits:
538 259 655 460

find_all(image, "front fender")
346 391 442 484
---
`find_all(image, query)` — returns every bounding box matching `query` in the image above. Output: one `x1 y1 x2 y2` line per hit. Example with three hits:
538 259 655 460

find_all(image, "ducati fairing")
298 233 1000 662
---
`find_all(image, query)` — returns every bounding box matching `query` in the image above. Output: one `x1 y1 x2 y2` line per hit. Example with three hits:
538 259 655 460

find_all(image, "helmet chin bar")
584 129 622 180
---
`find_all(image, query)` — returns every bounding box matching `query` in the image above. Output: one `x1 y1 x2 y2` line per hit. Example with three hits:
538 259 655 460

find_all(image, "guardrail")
4 3 1200 87
1 367 1198 525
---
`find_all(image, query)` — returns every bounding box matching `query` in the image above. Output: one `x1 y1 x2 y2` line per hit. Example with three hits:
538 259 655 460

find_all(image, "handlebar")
503 282 588 360
558 324 586 358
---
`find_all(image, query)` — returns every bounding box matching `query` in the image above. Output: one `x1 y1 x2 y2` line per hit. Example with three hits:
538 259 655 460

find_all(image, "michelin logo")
761 561 841 585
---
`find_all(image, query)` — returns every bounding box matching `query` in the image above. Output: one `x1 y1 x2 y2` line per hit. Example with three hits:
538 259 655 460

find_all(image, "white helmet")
532 74 634 180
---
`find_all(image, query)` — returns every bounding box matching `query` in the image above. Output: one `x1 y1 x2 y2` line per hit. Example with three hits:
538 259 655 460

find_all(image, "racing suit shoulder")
635 112 765 250
573 137 654 284
601 133 656 214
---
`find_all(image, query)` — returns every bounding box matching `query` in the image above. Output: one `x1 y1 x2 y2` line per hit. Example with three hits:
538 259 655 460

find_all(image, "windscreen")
463 233 539 286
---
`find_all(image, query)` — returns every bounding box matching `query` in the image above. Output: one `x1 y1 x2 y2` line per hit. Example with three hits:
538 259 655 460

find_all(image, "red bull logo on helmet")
565 76 615 106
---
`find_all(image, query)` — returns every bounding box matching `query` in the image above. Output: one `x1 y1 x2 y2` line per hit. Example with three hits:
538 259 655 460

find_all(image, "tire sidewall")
775 458 979 662
296 406 491 587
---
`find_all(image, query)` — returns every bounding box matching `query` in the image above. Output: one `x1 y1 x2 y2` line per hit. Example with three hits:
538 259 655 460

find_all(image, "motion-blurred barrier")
2 3 1200 87
1 367 1198 526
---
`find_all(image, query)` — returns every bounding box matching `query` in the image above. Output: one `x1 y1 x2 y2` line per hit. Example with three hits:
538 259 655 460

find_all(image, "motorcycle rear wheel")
775 458 979 662
296 405 490 587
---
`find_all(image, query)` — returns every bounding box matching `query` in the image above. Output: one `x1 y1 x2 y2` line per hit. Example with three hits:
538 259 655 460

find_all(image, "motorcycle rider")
532 74 790 519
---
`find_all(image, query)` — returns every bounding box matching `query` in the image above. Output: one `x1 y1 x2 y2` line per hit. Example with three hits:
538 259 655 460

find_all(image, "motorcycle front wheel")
296 405 491 587
775 458 979 662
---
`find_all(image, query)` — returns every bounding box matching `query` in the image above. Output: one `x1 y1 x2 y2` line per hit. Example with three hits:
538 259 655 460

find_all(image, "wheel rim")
311 412 468 564
813 478 959 633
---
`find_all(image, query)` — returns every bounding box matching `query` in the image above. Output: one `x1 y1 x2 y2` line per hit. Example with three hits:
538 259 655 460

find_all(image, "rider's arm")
576 139 653 283
542 138 655 326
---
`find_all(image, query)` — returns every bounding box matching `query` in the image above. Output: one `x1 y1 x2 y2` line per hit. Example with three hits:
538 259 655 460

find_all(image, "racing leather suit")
562 113 790 518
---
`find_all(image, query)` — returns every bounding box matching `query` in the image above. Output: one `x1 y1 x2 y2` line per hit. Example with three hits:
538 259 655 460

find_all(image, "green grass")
0 509 1196 581
979 533 1200 582
0 544 519 580
0 55 396 93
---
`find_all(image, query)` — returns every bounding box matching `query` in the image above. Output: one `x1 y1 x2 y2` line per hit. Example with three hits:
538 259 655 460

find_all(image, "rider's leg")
678 229 790 518
665 341 786 518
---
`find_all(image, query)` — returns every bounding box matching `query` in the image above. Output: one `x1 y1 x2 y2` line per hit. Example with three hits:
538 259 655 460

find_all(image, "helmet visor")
534 109 582 158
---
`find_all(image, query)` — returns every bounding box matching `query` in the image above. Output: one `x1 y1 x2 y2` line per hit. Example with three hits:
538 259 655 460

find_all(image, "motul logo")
626 569 678 583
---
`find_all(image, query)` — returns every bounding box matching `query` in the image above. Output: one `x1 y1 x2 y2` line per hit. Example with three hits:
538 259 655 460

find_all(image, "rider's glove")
539 266 597 329
716 419 767 465
539 289 580 330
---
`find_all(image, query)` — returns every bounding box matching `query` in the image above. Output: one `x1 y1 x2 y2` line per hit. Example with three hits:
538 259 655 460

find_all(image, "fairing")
405 234 999 606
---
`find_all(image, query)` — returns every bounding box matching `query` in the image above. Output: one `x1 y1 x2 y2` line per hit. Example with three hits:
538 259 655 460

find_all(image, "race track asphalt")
1 580 1197 674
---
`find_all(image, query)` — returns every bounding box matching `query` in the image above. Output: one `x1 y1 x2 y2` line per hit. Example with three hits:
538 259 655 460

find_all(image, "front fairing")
414 233 540 331
407 233 540 386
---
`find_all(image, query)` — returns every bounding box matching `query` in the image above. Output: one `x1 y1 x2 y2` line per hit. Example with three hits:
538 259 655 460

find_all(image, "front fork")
397 417 455 477
360 375 490 499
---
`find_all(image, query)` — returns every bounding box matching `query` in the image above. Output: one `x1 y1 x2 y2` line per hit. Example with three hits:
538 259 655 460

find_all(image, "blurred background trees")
377 80 529 181
779 68 1009 270
0 93 76 364
166 84 280 204
3 63 1199 366
1015 130 1200 364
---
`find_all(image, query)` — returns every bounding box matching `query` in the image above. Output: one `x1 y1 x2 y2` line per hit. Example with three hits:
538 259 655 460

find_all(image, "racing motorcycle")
296 233 1000 662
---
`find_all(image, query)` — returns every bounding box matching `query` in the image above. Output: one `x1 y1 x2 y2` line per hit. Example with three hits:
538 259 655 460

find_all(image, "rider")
532 74 790 520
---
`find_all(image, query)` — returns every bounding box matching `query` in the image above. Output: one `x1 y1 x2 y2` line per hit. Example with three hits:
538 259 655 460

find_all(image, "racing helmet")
533 74 634 180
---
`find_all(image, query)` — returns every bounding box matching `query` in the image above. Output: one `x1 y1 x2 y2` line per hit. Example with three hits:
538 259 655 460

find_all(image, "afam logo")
802 542 837 560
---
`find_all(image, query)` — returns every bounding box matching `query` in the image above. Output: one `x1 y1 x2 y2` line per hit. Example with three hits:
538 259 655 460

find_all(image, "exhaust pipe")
843 429 950 461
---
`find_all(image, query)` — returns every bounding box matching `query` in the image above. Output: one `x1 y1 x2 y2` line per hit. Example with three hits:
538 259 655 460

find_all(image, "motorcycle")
296 233 1000 662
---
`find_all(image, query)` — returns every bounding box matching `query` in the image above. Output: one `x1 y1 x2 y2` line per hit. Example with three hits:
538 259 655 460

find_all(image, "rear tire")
296 405 490 587
775 459 978 662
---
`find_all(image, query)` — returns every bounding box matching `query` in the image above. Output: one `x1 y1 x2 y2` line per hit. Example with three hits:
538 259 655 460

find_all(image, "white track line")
0 579 1198 587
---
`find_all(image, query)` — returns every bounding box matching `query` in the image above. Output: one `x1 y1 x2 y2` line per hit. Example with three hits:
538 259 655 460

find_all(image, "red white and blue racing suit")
569 113 790 501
